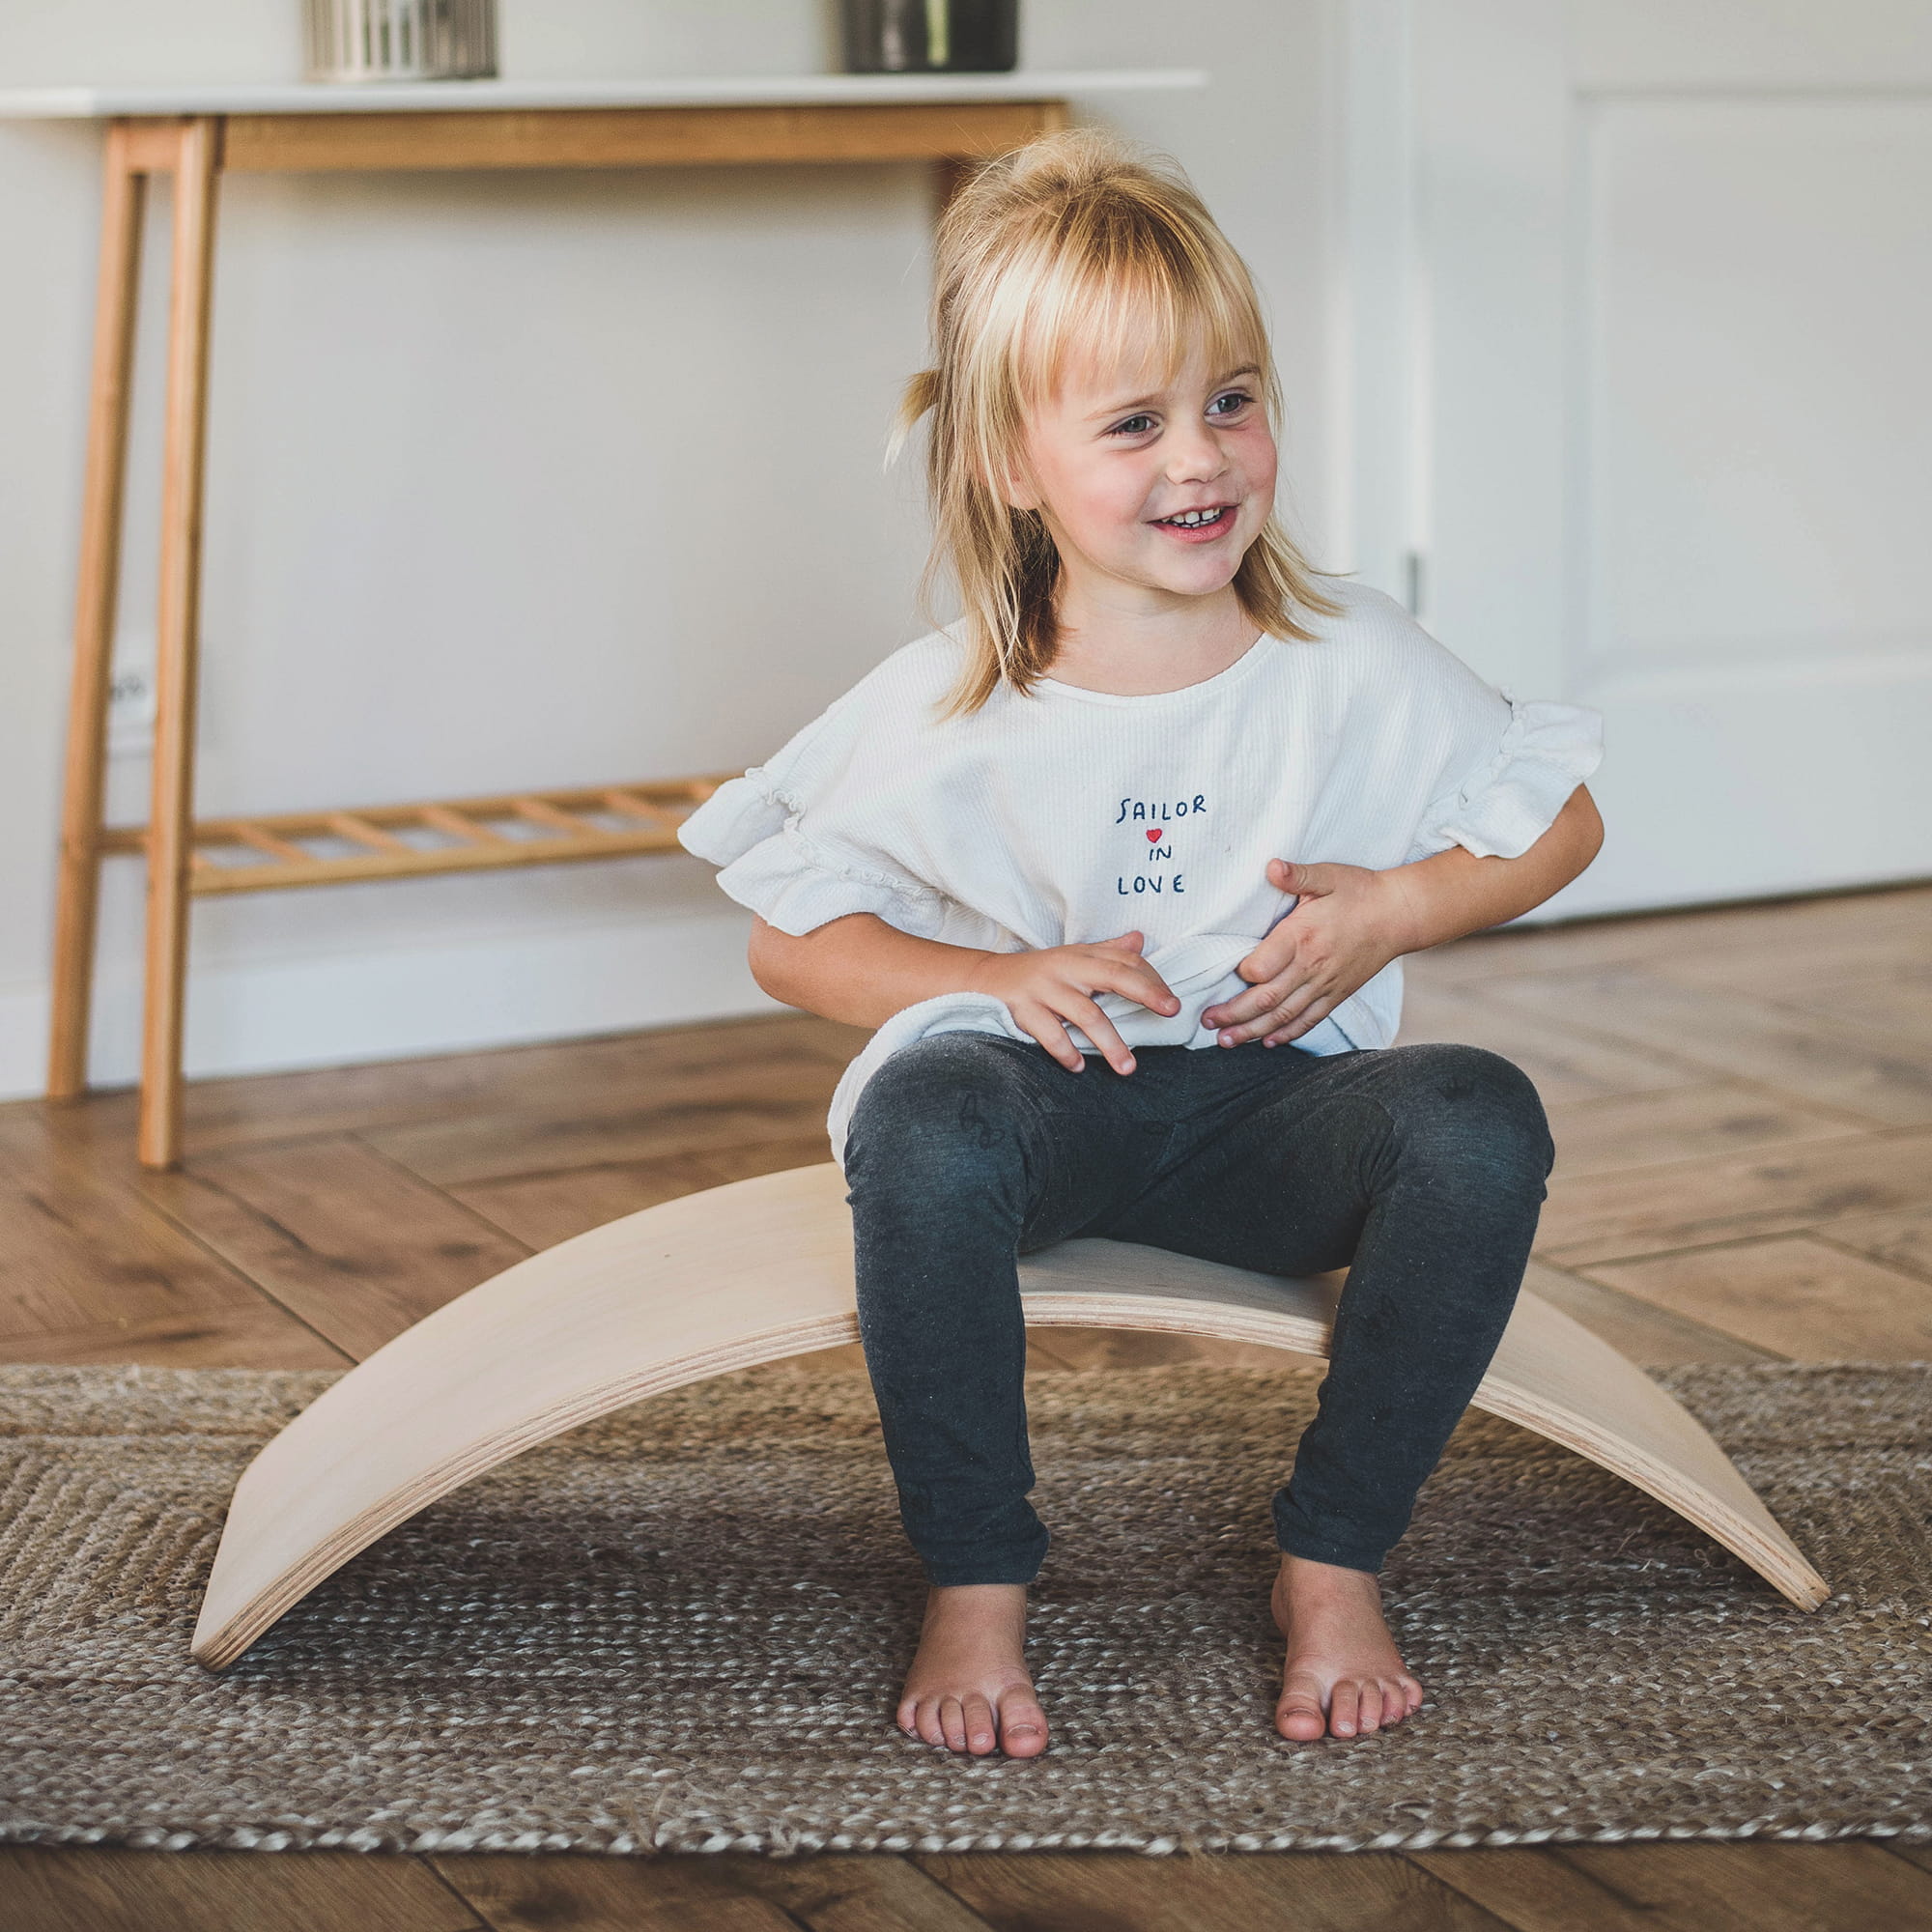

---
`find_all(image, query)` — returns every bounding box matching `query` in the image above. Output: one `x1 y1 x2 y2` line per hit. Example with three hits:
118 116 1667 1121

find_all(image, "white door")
1354 0 1932 918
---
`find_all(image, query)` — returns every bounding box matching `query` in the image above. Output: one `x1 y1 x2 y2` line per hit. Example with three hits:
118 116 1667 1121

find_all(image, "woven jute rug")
1 1359 1927 1857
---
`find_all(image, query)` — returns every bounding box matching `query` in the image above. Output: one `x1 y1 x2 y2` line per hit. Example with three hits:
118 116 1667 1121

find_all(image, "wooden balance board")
192 1161 1828 1667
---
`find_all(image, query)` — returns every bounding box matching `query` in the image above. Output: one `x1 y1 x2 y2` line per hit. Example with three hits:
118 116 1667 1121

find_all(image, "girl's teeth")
1163 508 1225 526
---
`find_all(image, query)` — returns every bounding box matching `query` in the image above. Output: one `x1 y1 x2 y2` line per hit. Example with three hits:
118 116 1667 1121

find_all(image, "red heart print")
1146 828 1164 843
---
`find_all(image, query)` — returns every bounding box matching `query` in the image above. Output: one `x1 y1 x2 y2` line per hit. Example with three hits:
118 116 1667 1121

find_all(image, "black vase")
840 0 1018 73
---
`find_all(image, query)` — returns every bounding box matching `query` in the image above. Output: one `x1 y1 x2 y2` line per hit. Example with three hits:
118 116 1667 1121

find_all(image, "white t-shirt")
677 579 1604 1166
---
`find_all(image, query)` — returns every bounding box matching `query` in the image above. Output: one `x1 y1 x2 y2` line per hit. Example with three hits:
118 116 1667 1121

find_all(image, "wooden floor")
4 881 1931 1931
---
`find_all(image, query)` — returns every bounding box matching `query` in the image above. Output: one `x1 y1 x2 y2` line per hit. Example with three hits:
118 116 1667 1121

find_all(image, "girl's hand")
967 929 1181 1075
1201 859 1411 1047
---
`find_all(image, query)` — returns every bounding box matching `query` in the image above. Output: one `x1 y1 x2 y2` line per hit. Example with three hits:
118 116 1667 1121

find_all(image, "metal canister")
840 0 1019 73
303 0 497 82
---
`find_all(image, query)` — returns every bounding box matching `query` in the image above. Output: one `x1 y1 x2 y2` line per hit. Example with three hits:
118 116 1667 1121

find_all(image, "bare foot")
1271 1554 1423 1742
896 1583 1048 1758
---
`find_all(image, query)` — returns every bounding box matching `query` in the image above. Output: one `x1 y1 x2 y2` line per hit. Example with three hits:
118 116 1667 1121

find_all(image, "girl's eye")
1107 413 1157 438
1208 389 1253 417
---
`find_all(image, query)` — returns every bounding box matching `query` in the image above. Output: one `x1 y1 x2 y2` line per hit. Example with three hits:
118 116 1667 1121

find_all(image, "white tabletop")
0 70 1205 120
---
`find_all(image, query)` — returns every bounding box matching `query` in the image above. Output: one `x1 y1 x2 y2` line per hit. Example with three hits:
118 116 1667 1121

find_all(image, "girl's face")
1004 338 1278 607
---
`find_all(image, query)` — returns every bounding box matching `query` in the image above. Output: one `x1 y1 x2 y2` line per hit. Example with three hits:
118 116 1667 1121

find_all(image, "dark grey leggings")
841 1034 1554 1585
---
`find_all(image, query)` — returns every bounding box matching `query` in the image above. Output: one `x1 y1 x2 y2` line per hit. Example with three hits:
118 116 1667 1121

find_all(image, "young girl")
677 128 1604 1759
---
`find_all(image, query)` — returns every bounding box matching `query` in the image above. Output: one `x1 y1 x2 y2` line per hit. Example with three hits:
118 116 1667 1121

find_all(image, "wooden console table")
0 71 1201 1166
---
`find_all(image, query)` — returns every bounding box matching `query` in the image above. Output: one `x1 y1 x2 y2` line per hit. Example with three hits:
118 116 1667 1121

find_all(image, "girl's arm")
748 916 997 1032
1201 783 1605 1048
749 915 1183 1073
1381 781 1605 953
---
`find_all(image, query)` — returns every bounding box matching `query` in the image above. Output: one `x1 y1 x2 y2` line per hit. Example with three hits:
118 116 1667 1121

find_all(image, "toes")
1328 1679 1361 1738
939 1695 969 1752
903 1690 1045 1758
1355 1683 1383 1734
961 1693 998 1756
998 1691 1049 1759
1276 1669 1328 1742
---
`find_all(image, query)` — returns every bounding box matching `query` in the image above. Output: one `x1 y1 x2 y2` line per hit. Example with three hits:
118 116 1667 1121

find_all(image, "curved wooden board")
192 1162 1828 1668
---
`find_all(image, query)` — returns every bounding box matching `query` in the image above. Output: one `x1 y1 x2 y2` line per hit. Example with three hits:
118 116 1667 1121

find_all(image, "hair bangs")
1008 219 1273 424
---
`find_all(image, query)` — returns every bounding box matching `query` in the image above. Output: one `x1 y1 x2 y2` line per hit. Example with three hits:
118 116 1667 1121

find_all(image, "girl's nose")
1165 420 1229 484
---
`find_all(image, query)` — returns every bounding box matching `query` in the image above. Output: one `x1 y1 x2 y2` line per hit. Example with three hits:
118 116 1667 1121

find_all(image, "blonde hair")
890 126 1338 720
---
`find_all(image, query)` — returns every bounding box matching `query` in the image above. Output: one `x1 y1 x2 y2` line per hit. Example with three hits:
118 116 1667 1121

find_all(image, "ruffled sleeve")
1322 585 1605 864
676 686 951 939
680 777 949 938
1419 688 1604 860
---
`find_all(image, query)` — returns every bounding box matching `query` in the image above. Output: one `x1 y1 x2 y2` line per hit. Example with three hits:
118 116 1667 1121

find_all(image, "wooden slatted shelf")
96 776 734 895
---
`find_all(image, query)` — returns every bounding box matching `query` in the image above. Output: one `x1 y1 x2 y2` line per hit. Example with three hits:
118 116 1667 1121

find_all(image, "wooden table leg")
138 116 221 1171
46 126 148 1101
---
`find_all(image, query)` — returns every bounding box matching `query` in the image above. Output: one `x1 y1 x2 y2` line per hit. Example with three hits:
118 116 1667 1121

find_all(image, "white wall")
0 1 1342 1096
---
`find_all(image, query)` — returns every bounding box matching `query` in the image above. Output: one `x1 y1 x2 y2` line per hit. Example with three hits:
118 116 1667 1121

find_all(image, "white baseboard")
0 908 782 1102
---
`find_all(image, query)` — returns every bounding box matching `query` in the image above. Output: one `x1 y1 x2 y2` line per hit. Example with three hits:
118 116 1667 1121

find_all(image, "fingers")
1011 996 1134 1076
1204 982 1290 1033
1206 866 1329 1012
1269 857 1336 897
1089 936 1181 1016
1011 1006 1087 1073
1210 979 1331 1046
1069 999 1138 1075
996 934 1187 1076
1070 955 1186 1071
1262 997 1334 1046
1017 955 1181 1078
1202 939 1304 1031
1204 861 1355 1034
1211 938 1299 1015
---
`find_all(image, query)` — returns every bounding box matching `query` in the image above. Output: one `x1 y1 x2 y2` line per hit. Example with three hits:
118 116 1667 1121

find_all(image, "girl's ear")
997 452 1041 514
980 414 1042 512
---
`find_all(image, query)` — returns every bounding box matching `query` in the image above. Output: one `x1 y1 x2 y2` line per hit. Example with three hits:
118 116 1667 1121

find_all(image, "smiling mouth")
1151 505 1235 528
